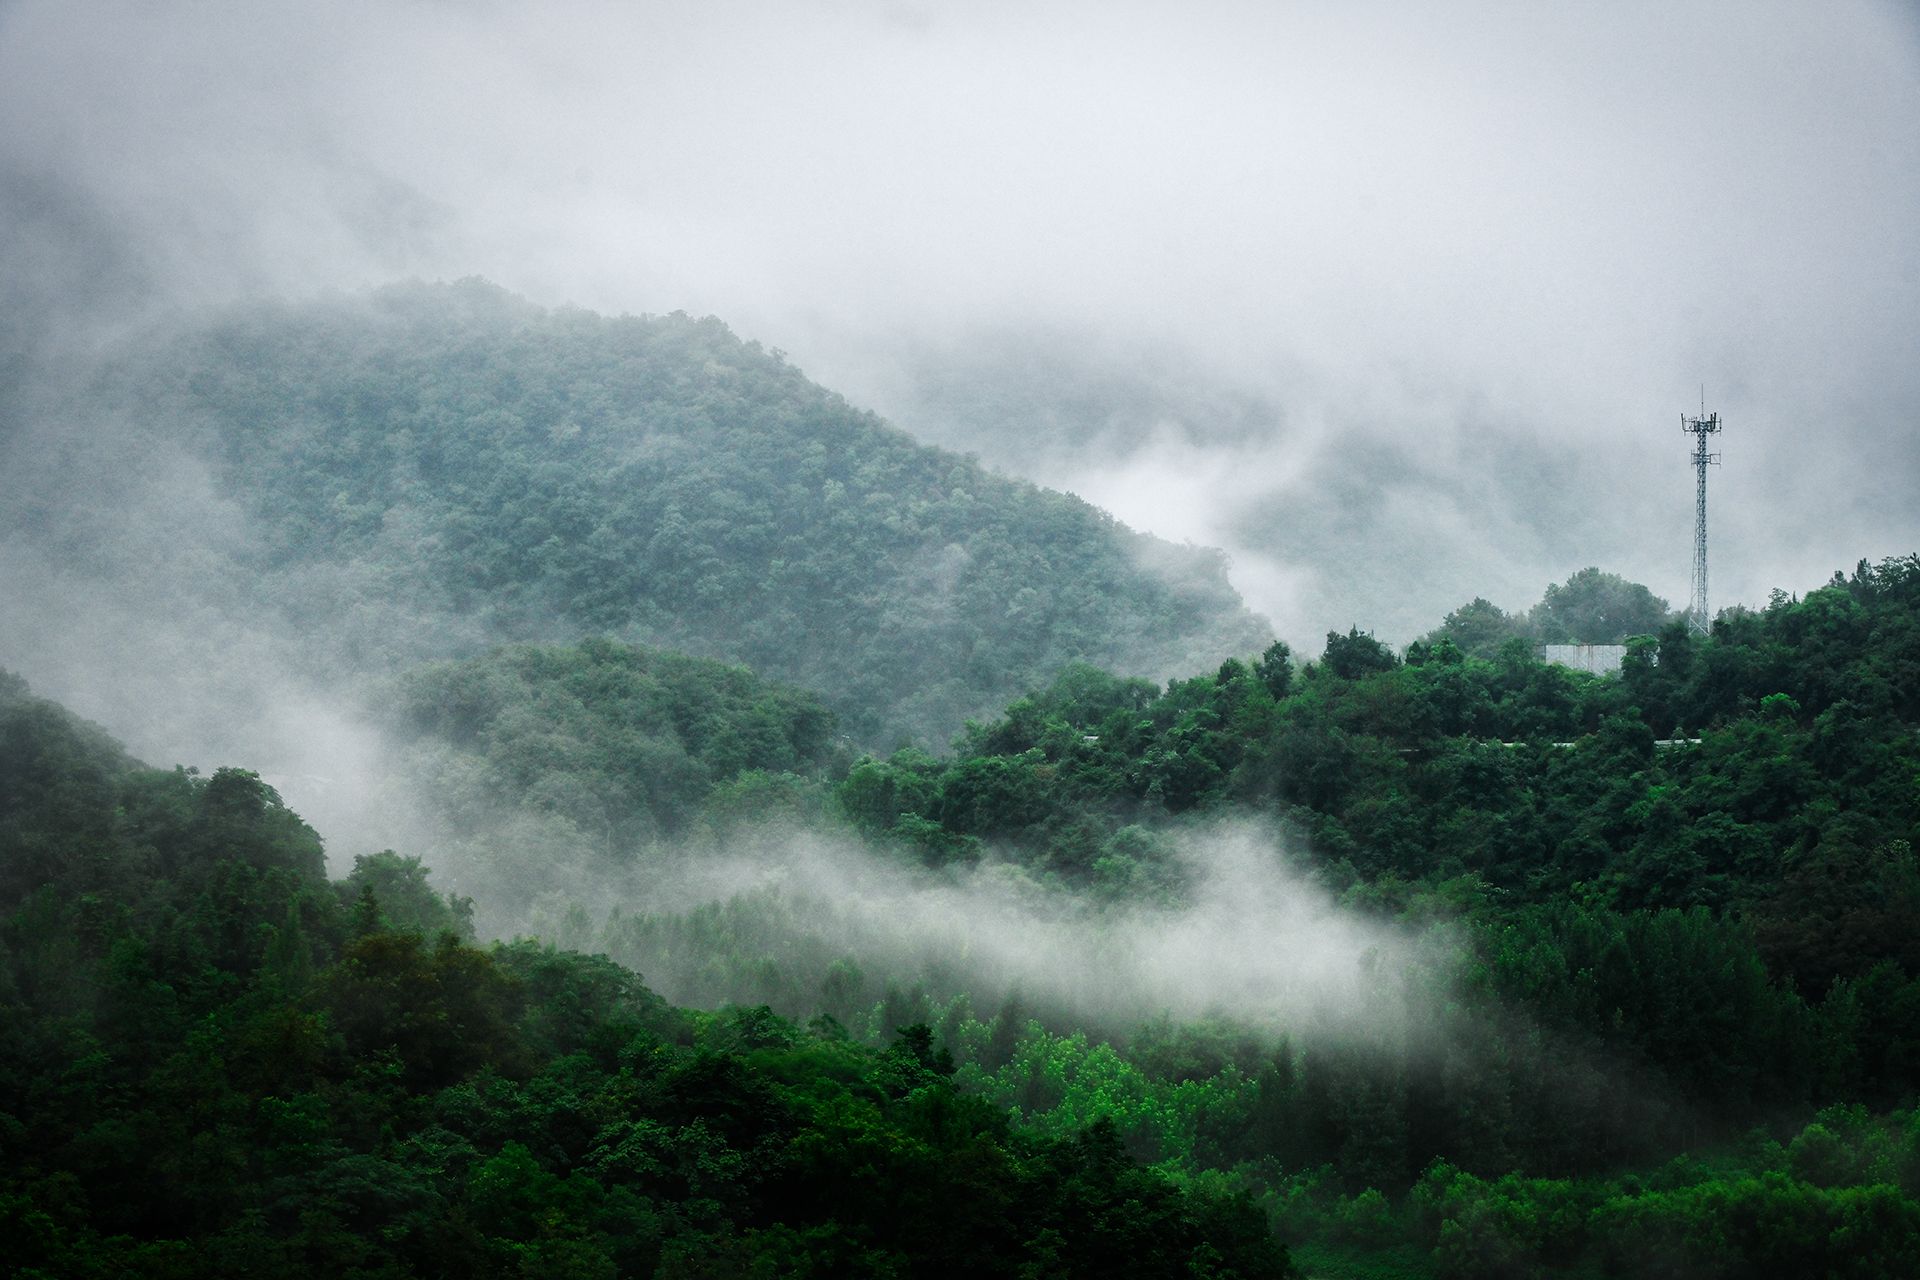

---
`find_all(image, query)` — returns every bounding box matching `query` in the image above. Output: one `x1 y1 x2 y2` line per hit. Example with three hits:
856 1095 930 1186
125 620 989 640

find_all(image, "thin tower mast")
1682 398 1721 633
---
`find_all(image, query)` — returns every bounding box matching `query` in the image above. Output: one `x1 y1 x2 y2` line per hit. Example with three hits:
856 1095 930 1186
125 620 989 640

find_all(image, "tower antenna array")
1682 400 1722 633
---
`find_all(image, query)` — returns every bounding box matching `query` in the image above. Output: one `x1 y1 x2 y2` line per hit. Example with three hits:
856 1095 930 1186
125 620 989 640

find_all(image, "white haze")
0 1 1859 1123
541 819 1440 1046
3 1 1915 654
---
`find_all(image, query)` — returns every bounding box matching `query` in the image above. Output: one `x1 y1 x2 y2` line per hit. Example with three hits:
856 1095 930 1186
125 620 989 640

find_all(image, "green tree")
1322 628 1399 680
1425 597 1529 659
1529 568 1672 644
341 850 475 941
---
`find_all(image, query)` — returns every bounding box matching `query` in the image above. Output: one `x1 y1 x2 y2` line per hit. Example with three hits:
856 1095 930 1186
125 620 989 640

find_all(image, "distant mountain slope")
8 280 1268 745
374 638 846 923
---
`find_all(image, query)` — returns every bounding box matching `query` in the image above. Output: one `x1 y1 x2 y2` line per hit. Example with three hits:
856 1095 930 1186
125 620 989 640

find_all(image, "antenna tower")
1682 398 1722 634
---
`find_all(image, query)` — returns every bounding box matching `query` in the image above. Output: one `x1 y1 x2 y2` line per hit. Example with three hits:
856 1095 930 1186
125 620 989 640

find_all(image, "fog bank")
7 1 1914 646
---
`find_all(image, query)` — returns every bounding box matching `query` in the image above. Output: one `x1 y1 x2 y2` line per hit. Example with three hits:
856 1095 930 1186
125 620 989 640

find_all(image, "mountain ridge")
2 277 1271 749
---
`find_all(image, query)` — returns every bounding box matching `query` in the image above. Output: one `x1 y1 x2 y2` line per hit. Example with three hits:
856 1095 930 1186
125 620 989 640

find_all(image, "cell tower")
1682 398 1722 634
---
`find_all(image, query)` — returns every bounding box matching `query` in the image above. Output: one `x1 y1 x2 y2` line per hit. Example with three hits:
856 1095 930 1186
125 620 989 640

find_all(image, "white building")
1539 643 1629 675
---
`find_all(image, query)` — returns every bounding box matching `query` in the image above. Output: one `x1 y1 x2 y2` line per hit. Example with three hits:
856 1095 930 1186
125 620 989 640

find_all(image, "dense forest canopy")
371 638 847 928
0 672 1293 1277
339 554 1920 1276
7 544 1920 1274
5 277 1920 1274
1 280 1268 748
8 550 1920 1274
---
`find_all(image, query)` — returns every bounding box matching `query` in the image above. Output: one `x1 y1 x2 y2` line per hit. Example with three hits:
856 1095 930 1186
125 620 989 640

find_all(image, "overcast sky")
5 0 1917 649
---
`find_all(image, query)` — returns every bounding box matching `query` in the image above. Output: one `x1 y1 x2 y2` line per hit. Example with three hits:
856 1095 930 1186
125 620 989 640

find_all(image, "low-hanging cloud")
532 819 1444 1048
4 2 1917 648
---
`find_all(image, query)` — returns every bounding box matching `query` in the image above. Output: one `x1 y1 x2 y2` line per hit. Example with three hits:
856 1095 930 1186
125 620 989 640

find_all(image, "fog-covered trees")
28 280 1269 745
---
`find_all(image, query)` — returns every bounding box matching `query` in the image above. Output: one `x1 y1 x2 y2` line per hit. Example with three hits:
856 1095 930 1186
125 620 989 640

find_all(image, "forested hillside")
6 549 1920 1274
6 271 1920 1273
430 556 1920 1277
2 280 1267 746
0 671 1292 1278
849 555 1920 917
373 638 846 926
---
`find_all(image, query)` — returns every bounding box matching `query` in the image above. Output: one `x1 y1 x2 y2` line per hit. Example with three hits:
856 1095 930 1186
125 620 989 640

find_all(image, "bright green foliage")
1406 1111 1920 1280
761 555 1920 1194
0 673 1293 1277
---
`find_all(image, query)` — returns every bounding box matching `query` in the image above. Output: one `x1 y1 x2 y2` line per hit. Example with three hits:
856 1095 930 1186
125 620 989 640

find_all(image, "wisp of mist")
522 818 1444 1050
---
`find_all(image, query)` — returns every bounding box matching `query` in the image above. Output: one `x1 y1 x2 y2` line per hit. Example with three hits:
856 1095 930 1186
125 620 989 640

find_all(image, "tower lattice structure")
1682 405 1722 633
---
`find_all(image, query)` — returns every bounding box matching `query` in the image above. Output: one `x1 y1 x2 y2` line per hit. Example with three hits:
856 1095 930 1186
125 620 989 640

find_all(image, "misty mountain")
389 638 839 840
372 637 844 925
826 328 1689 652
0 278 1269 750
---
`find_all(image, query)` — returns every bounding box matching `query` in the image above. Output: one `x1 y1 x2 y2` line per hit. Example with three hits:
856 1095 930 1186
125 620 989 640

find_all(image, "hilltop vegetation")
424 556 1920 966
4 280 1266 745
860 555 1920 916
1424 567 1675 655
